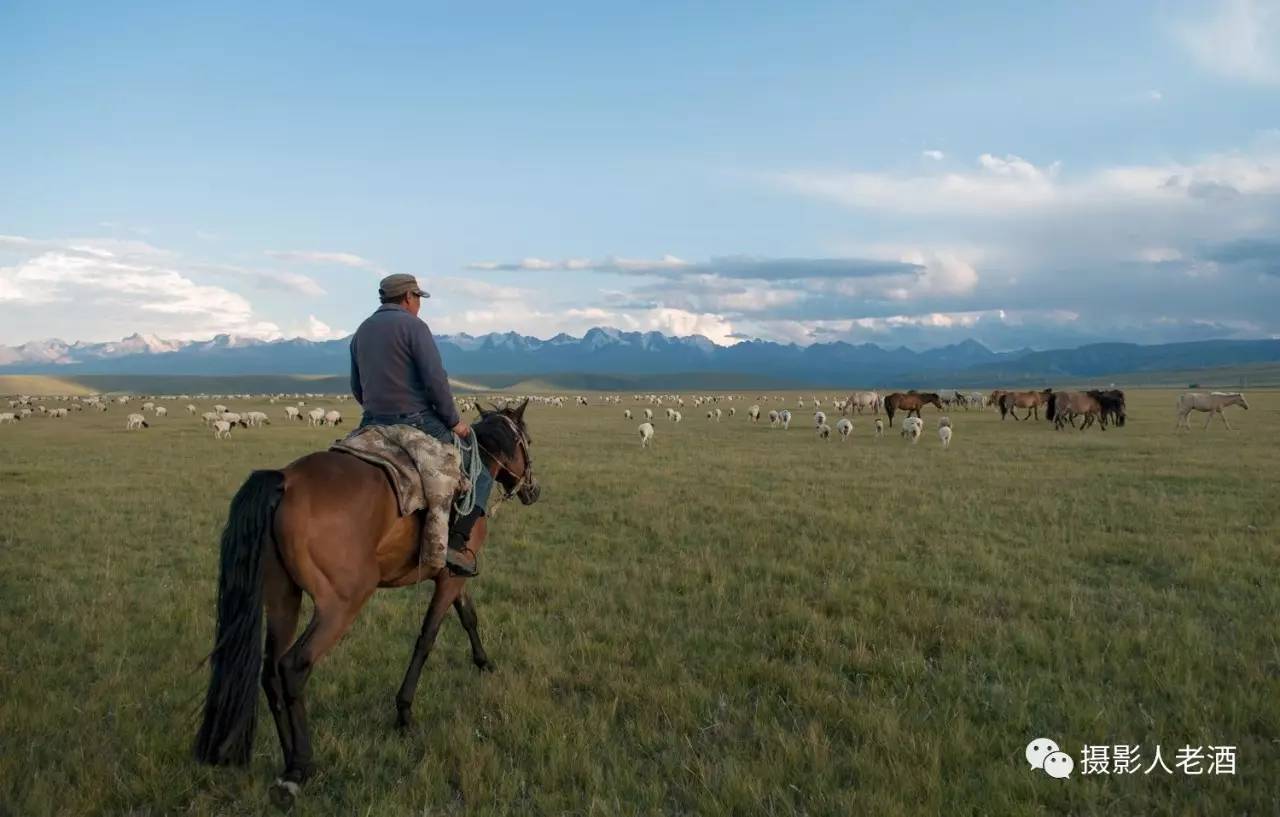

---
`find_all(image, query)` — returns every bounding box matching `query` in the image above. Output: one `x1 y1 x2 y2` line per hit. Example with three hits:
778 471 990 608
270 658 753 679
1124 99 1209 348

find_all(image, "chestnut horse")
883 391 942 426
194 401 539 809
998 389 1053 421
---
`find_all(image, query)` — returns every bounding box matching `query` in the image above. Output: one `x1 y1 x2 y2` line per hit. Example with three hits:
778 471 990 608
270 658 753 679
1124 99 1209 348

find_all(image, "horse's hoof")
269 778 300 812
396 708 414 731
476 659 496 674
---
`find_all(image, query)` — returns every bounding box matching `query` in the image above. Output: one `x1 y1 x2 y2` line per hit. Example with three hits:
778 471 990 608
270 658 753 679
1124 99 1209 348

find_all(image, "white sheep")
308 408 326 427
939 425 953 448
672 410 683 423
624 409 632 420
814 410 826 427
638 421 655 448
901 416 923 443
816 423 831 440
875 419 884 437
780 410 792 430
643 408 654 421
768 409 780 427
246 411 270 427
186 404 198 415
154 406 168 418
284 406 301 421
836 418 852 440
126 413 149 430
323 410 343 427
938 416 951 429
213 420 233 440
749 404 761 423
0 412 18 424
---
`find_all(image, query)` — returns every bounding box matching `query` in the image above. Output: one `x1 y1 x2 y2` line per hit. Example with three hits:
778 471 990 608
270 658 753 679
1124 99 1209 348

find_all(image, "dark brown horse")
998 389 1053 421
883 391 942 426
194 401 539 808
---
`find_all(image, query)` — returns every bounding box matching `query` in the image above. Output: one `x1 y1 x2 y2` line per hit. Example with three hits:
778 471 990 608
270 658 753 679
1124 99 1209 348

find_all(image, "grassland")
1 389 1278 816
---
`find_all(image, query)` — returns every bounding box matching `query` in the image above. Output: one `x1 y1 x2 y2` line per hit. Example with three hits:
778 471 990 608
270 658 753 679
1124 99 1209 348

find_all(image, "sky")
1 0 1278 351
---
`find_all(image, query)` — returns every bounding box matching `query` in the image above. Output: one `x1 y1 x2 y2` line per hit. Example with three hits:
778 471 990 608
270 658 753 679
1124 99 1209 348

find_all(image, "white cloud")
266 249 387 274
1148 89 1164 101
1174 0 1280 84
0 236 292 343
774 146 1280 215
467 254 693 273
295 315 349 341
922 149 945 161
431 276 532 301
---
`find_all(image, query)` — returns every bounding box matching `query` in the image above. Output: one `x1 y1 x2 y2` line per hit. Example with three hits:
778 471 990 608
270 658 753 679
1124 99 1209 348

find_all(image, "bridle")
476 413 534 500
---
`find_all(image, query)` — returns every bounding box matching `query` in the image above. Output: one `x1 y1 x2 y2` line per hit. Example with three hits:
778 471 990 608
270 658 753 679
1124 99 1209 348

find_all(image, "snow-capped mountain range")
2 328 1278 384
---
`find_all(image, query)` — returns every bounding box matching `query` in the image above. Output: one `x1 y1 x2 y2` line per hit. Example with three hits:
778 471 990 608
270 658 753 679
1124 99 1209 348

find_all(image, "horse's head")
1237 394 1250 410
476 398 540 505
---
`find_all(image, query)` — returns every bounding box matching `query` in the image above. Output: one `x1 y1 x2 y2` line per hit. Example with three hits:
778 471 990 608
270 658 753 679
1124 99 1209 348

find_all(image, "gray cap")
378 273 429 300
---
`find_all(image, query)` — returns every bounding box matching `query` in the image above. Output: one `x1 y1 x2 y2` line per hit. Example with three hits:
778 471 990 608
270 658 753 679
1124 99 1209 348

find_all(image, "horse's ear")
515 398 529 420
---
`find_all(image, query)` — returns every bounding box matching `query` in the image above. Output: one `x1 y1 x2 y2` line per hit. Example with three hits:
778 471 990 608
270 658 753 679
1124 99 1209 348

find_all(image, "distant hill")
2 327 1279 387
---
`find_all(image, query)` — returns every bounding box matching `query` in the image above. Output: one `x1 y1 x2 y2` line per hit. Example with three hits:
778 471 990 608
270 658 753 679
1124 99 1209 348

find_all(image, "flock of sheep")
1 391 353 440
628 391 957 449
1 388 1254 449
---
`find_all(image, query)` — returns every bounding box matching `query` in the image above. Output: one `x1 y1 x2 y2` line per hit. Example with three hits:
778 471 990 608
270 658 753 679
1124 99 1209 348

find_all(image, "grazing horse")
998 389 1052 421
1047 391 1105 430
194 401 540 809
1175 391 1248 430
847 390 880 415
1091 389 1126 428
883 391 942 427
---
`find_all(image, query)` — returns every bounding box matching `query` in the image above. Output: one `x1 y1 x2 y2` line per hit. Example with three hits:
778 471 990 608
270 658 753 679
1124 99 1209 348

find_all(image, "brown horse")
193 401 539 808
1046 390 1103 430
998 389 1053 421
883 391 942 426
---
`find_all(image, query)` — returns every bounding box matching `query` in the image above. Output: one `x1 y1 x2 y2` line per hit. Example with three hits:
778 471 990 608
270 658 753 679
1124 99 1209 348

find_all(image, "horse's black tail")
1044 393 1057 422
194 469 285 766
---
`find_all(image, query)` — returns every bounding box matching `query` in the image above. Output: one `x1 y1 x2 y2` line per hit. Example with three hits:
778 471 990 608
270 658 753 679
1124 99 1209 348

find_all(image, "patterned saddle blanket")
330 424 468 571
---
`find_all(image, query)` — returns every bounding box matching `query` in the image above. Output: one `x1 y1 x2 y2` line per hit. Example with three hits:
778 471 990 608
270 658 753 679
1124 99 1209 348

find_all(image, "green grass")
1 390 1278 816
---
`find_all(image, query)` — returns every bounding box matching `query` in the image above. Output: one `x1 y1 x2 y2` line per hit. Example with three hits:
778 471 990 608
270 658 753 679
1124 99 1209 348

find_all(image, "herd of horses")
881 388 1128 431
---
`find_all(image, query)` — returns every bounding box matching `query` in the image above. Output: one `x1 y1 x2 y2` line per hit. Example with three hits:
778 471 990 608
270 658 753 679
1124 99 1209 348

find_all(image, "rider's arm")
348 336 364 404
411 322 461 428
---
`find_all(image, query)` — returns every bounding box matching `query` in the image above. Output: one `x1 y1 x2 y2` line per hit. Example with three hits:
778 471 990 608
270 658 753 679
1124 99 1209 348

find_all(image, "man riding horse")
348 273 492 576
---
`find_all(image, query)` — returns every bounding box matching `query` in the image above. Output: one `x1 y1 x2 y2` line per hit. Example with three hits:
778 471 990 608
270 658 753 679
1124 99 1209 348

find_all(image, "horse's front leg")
1205 411 1214 430
1221 412 1233 431
396 577 462 729
454 591 495 672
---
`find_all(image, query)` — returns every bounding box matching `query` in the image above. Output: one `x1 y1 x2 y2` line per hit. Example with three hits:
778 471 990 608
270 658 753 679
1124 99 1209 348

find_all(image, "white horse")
1176 392 1248 430
849 391 880 414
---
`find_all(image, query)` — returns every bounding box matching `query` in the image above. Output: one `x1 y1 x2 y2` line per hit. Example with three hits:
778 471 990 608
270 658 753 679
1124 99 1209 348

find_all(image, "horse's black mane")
473 404 529 461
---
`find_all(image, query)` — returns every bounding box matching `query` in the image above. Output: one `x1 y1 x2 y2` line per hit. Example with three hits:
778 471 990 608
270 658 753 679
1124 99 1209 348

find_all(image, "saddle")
330 424 469 572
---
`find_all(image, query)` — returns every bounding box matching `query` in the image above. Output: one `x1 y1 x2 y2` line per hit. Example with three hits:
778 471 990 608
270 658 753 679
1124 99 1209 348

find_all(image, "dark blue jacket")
349 304 461 427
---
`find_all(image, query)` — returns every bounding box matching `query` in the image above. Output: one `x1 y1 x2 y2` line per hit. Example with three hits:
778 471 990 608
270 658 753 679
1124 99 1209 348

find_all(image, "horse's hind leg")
396 577 463 729
455 591 494 672
1221 412 1233 431
270 590 371 808
1205 411 1215 430
262 547 301 777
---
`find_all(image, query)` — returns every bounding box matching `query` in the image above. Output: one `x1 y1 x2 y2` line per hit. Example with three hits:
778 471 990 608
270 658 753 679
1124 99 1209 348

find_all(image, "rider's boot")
445 506 485 577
